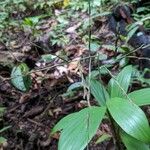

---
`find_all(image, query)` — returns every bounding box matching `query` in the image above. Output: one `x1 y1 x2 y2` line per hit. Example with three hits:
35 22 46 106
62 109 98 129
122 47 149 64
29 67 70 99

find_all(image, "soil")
0 3 150 150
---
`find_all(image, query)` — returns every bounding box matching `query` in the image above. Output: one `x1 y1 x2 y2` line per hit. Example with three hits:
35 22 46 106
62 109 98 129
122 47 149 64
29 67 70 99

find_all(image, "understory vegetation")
0 0 150 149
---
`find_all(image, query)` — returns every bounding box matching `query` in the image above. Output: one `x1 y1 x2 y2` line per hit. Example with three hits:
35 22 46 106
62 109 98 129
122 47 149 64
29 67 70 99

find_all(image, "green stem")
107 110 122 150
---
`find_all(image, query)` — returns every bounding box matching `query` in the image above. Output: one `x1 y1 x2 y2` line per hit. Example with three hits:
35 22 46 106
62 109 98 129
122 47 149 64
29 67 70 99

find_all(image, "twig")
117 44 150 61
0 55 97 85
87 0 92 107
27 118 45 127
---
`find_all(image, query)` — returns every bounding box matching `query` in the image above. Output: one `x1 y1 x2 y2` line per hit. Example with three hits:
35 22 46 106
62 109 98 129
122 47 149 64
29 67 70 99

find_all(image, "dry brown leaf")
19 93 31 103
65 45 85 57
55 66 68 77
53 107 62 116
66 22 81 34
51 133 60 140
9 40 22 49
68 58 80 73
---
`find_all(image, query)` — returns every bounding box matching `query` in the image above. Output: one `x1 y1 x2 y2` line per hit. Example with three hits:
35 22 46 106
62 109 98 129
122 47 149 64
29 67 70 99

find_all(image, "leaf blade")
90 79 109 106
51 106 106 150
11 63 31 92
107 98 150 143
128 88 150 106
121 131 150 150
109 65 133 98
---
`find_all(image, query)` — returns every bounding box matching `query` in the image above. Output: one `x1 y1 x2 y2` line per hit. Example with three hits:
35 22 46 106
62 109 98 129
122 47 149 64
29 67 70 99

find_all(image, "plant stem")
107 110 122 150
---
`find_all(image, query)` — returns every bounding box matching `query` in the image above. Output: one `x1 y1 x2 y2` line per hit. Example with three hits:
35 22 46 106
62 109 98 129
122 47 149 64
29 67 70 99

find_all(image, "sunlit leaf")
121 131 150 150
91 79 109 106
107 98 150 143
51 106 106 150
128 88 150 106
108 65 133 98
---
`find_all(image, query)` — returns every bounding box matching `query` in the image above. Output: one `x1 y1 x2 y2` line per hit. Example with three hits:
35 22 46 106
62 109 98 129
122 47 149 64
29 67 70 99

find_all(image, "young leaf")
23 16 40 26
108 65 133 98
90 79 110 106
51 106 106 150
128 88 150 106
107 98 150 143
121 131 150 150
0 137 6 144
11 63 31 92
67 82 83 92
95 133 111 144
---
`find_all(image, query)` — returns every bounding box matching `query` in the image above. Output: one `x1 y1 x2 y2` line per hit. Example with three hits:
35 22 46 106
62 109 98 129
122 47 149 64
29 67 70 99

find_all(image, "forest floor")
0 2 150 150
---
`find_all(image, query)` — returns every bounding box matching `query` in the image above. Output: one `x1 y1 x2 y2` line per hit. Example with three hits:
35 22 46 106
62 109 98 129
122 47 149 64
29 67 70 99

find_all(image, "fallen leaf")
68 58 80 73
66 22 81 33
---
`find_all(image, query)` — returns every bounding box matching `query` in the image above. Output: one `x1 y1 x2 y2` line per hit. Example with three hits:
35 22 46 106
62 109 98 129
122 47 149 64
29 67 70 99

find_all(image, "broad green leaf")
128 88 150 106
51 112 79 135
95 133 111 144
0 137 6 144
11 63 31 92
121 131 150 150
67 82 83 92
107 98 150 143
51 106 106 150
109 65 133 98
91 79 110 106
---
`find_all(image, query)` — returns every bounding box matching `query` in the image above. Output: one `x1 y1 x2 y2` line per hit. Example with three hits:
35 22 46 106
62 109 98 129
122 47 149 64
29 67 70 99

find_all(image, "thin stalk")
87 1 92 150
87 0 92 107
107 110 122 150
